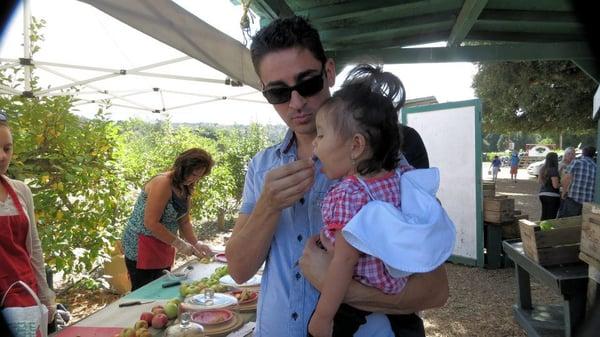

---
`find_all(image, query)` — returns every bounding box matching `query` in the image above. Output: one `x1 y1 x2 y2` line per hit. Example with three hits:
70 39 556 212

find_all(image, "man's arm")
300 235 449 314
344 265 448 313
226 159 315 283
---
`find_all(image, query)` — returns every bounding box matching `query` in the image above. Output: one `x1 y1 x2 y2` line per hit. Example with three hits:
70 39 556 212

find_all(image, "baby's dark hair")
319 64 405 175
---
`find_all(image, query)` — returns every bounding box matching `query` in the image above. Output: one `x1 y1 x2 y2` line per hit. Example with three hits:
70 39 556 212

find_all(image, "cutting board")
54 326 122 337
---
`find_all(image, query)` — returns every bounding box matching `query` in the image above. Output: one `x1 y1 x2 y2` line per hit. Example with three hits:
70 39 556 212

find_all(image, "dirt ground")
59 168 559 336
422 169 559 337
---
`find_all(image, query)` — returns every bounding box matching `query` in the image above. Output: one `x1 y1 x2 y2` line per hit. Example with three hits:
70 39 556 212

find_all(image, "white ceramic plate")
184 293 238 309
219 274 261 287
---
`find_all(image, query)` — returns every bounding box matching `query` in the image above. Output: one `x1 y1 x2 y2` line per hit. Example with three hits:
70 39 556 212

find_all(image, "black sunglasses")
262 69 325 104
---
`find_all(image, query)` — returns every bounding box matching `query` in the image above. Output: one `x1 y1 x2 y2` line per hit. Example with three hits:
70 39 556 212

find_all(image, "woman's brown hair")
171 148 214 198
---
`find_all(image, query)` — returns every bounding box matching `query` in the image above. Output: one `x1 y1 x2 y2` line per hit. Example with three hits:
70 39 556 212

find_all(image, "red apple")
139 312 154 325
151 313 169 329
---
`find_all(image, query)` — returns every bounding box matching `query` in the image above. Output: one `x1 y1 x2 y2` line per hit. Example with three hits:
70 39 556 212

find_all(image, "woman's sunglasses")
262 69 325 104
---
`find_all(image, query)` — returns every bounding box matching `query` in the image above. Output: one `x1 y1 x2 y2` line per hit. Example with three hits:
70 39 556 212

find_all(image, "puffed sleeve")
321 182 366 231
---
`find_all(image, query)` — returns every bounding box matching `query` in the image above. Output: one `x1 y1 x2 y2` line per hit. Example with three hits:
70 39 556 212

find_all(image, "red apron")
0 176 39 307
136 234 175 270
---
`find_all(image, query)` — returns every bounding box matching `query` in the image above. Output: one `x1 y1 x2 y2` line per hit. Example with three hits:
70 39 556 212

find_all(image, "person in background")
559 147 576 178
538 152 561 220
122 148 214 290
509 150 519 183
225 16 448 337
559 146 597 217
0 110 56 335
488 155 501 182
400 125 429 169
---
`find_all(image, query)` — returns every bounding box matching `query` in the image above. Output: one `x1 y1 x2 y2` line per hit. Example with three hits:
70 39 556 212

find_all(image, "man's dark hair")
583 146 596 158
250 16 327 75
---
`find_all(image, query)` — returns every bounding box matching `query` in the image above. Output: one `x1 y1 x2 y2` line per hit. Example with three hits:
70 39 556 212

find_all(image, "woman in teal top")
122 148 214 290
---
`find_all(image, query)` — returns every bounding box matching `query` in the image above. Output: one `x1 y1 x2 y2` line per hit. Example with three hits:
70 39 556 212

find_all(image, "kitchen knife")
161 280 181 288
118 300 155 307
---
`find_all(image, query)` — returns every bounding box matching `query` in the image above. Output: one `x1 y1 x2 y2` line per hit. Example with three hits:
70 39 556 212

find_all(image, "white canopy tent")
0 0 277 124
78 0 260 90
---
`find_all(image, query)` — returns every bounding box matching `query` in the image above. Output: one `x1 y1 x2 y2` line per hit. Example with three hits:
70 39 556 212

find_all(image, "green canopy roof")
245 0 597 82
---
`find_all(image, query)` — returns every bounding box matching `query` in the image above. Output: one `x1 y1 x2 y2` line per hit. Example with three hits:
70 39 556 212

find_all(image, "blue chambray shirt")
239 130 395 337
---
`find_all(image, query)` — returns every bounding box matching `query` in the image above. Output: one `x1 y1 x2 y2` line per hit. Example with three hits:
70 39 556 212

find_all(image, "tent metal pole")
129 71 224 84
33 56 191 74
75 100 150 112
23 0 32 93
35 65 121 95
167 98 223 110
227 97 268 104
34 61 119 73
36 65 152 110
0 62 19 71
51 90 147 99
0 84 22 95
161 89 258 98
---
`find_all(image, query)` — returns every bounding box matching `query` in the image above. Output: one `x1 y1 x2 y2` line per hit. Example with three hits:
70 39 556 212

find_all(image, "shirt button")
295 272 301 280
300 197 305 204
297 234 303 242
291 312 298 320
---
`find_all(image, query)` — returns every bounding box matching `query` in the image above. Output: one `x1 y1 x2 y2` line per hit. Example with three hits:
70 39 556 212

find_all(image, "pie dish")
191 309 234 326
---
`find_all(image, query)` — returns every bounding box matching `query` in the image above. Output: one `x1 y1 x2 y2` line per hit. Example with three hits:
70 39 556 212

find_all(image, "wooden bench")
503 240 588 337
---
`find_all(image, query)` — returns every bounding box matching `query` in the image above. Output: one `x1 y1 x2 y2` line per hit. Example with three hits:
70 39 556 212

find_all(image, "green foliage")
473 61 597 134
200 124 270 224
1 95 129 283
482 130 596 153
0 19 130 284
0 18 277 287
116 121 270 229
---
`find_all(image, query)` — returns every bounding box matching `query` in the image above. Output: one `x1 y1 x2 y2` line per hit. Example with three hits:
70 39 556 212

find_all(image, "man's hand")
227 159 315 283
261 159 315 211
299 235 333 290
308 314 333 337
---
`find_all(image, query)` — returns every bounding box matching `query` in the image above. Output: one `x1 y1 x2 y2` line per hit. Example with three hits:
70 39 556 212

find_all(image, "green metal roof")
245 0 597 81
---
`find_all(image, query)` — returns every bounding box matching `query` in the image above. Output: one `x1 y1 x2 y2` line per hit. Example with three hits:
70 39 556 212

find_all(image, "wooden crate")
484 196 515 212
484 196 515 223
518 216 582 266
581 202 600 263
502 213 529 239
482 181 495 197
485 210 514 223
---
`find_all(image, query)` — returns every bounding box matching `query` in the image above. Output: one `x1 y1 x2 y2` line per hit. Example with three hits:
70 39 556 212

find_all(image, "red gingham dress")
321 168 410 294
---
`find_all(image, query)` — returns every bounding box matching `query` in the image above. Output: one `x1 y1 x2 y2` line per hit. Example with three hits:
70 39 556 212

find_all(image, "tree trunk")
217 209 226 231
